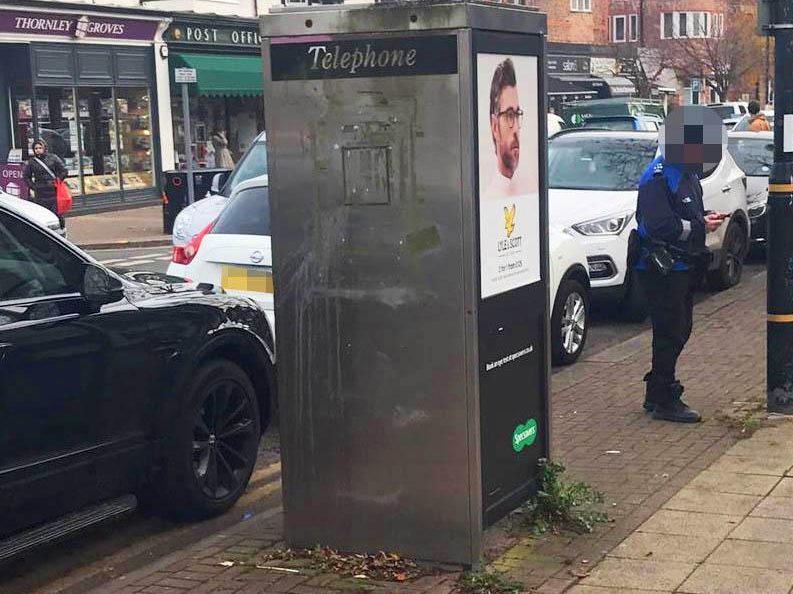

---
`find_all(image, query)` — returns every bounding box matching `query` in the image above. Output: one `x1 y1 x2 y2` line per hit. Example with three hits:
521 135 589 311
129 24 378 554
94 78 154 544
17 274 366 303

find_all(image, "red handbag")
34 156 73 215
55 179 73 215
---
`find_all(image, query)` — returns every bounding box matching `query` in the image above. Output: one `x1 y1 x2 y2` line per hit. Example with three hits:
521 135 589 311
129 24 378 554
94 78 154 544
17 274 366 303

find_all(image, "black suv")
0 204 275 554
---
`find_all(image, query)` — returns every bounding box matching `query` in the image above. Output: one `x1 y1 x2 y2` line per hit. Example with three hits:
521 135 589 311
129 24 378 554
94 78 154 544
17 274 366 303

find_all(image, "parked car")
548 130 750 321
728 130 773 247
169 176 274 333
731 110 775 132
172 131 268 247
170 178 593 366
580 115 662 132
707 102 748 128
0 188 65 238
548 225 591 365
0 202 275 557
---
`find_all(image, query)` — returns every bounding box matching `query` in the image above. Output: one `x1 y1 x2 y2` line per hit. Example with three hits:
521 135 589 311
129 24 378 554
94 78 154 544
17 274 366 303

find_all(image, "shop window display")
172 95 263 169
12 86 156 200
78 87 120 195
116 88 155 190
30 88 82 195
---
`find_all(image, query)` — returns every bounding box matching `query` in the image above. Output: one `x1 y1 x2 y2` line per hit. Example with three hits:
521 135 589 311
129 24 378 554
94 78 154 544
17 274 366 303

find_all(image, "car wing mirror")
82 263 125 307
211 173 224 194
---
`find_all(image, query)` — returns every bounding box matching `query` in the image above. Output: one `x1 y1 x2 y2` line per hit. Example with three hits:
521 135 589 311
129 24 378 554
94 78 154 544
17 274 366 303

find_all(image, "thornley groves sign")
0 10 160 41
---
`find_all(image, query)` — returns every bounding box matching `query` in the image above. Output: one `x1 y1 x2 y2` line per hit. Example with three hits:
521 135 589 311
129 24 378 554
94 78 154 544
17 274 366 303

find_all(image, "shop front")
0 4 169 213
546 54 608 113
164 18 265 171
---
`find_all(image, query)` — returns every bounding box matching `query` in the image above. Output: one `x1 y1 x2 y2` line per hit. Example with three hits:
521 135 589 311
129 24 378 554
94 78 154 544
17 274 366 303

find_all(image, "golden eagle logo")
504 204 516 238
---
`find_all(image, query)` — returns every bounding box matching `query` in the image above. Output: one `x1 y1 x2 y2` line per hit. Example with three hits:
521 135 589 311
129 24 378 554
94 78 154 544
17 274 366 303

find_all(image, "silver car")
172 132 268 247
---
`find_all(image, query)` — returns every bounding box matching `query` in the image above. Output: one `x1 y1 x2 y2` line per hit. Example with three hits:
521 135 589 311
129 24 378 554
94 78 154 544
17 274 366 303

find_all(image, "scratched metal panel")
265 36 475 562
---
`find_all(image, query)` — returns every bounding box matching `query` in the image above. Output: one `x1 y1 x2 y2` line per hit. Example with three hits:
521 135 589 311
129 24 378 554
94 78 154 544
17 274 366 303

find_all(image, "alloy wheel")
192 379 258 500
561 292 586 355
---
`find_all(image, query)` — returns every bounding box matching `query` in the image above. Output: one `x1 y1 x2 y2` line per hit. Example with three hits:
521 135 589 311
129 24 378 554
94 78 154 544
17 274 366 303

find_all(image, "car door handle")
722 185 732 193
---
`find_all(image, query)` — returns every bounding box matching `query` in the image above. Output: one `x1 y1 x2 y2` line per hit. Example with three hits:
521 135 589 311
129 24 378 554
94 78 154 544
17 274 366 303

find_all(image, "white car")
171 132 268 247
549 130 750 320
0 189 65 238
728 131 773 247
548 225 591 365
169 176 274 332
708 102 748 128
170 178 593 366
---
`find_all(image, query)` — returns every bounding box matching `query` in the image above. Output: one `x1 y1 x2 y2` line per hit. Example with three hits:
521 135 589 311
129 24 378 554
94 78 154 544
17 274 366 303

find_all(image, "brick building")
536 0 610 44
517 0 636 110
607 0 769 105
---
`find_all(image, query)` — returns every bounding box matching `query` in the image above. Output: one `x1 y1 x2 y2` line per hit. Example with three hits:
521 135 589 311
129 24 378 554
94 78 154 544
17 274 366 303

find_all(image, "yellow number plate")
221 266 274 294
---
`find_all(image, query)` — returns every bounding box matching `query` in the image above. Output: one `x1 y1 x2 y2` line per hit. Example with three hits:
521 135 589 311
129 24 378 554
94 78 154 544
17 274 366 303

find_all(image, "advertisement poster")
477 54 540 299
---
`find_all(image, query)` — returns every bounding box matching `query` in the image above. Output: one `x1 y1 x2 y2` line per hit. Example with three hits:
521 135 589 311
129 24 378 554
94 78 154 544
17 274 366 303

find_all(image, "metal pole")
181 82 196 206
766 34 771 106
767 3 793 414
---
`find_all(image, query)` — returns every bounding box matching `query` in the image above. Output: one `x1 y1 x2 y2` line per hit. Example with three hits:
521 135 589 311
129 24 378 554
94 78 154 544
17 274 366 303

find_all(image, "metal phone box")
262 2 550 565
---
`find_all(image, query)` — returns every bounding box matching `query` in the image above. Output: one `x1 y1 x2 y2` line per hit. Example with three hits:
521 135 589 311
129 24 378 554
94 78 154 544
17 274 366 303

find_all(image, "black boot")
652 381 701 423
642 372 663 412
652 398 702 423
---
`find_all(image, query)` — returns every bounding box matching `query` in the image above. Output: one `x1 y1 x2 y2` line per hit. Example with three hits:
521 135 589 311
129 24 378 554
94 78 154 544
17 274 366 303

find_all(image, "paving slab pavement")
574 422 793 594
66 204 170 249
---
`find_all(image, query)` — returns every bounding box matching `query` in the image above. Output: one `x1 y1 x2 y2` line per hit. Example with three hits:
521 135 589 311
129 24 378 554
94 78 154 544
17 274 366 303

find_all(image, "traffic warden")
631 106 727 423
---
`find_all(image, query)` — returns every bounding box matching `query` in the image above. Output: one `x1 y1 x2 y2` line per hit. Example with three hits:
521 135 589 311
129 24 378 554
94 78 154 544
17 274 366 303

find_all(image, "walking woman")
22 139 68 228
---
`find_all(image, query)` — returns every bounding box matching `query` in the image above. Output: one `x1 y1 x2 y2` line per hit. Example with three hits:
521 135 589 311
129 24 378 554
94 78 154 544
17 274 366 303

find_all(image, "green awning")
171 53 263 97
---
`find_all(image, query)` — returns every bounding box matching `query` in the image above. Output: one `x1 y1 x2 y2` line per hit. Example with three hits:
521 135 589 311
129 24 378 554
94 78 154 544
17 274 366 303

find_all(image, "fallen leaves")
257 547 423 582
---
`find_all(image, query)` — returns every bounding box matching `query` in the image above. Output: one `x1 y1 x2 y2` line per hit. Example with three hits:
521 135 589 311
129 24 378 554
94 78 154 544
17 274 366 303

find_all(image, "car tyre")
707 221 747 291
156 359 261 520
552 279 589 366
620 272 648 322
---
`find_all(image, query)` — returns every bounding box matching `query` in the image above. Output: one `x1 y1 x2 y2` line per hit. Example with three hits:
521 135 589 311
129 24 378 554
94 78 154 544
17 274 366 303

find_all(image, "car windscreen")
212 186 270 236
219 141 268 198
709 106 735 120
728 138 774 176
549 136 657 191
581 119 636 131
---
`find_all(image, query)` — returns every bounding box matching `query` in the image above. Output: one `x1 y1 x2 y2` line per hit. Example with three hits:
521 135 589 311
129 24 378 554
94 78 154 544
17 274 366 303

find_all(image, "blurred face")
661 106 725 176
491 85 521 179
33 144 45 155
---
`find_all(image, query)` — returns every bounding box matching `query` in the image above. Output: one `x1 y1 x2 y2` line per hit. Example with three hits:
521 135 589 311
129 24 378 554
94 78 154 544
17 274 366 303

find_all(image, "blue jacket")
635 156 707 271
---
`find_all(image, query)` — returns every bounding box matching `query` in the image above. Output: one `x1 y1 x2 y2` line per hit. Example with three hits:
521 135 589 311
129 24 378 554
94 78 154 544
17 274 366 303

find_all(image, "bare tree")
669 10 764 101
616 46 674 99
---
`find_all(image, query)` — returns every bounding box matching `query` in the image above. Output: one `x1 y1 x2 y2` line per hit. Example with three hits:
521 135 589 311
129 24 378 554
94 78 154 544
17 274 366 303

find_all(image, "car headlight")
572 211 634 236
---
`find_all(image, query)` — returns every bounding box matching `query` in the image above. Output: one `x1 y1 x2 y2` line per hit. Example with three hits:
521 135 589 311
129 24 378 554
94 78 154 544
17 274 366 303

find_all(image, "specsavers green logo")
512 419 538 453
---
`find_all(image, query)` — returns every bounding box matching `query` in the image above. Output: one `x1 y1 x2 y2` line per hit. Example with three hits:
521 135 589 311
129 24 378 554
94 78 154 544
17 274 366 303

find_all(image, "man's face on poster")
491 85 521 179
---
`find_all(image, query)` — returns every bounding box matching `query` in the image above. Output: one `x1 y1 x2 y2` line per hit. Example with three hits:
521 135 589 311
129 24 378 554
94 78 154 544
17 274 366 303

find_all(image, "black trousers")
32 189 65 229
638 268 695 396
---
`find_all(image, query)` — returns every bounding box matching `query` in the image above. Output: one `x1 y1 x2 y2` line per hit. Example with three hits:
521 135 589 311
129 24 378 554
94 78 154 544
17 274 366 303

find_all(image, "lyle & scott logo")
504 204 516 238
